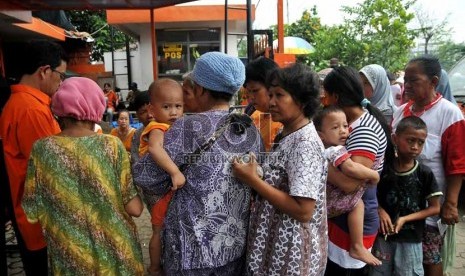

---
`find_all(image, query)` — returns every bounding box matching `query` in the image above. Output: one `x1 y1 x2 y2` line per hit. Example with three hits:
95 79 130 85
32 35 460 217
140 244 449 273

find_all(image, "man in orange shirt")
0 40 67 275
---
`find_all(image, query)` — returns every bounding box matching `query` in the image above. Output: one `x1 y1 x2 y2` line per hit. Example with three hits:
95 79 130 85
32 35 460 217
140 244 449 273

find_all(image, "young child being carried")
368 116 442 275
314 106 382 266
139 78 185 276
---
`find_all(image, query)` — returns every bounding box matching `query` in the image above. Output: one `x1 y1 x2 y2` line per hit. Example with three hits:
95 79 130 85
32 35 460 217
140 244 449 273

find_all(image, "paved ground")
134 209 465 275
6 208 465 275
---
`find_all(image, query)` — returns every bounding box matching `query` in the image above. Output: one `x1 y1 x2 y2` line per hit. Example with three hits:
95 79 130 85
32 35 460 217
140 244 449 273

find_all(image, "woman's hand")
378 207 394 235
231 153 260 185
171 171 186 191
441 201 459 225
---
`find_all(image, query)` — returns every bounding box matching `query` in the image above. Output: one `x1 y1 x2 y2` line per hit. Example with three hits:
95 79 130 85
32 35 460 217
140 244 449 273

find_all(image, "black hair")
20 40 67 76
104 82 111 88
408 55 441 80
117 109 130 119
395 116 427 135
323 66 389 126
244 57 279 85
132 91 150 112
266 63 320 119
386 71 396 82
207 89 234 102
324 66 394 180
313 106 344 131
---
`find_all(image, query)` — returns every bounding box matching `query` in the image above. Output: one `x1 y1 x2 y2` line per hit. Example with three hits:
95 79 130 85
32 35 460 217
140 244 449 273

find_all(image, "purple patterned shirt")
134 110 263 274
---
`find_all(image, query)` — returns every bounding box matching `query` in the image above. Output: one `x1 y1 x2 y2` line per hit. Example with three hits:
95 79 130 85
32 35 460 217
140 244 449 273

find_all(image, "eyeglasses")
51 69 66 81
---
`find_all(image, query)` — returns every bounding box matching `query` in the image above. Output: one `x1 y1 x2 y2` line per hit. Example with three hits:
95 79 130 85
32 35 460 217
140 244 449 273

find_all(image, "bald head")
148 78 182 101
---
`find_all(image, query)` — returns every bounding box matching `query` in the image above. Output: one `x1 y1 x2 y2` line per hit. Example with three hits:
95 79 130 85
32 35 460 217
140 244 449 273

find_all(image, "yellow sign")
163 44 182 52
163 43 182 59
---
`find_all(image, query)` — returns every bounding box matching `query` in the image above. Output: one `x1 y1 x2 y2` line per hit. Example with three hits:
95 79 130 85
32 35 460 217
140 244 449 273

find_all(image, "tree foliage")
436 40 465 71
65 10 131 62
268 0 417 72
339 0 417 71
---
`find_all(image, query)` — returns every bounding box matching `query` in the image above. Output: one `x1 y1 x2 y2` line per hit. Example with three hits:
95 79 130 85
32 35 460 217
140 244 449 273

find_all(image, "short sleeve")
346 126 380 161
22 145 40 224
287 139 326 199
441 120 465 176
420 165 443 200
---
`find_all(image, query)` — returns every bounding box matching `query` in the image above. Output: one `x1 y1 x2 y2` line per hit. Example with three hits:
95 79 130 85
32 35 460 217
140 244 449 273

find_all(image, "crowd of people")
0 39 464 276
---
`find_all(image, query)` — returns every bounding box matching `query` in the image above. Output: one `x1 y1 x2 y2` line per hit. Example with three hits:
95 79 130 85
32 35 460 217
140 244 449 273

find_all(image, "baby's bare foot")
349 244 382 266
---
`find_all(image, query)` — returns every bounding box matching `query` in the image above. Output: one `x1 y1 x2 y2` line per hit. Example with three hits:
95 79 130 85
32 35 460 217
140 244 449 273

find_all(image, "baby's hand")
171 171 186 191
324 145 351 168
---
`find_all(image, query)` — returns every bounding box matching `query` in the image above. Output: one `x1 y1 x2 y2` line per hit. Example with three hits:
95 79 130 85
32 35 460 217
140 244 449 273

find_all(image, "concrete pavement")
6 208 465 275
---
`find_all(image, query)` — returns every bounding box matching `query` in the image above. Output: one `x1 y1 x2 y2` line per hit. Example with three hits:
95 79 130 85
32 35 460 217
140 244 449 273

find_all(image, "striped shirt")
328 111 387 269
346 111 387 173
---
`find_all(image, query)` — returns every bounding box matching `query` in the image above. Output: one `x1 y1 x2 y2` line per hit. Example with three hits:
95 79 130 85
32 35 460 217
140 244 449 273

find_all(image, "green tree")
65 10 131 62
436 40 465 71
341 0 417 71
270 7 322 67
287 7 322 45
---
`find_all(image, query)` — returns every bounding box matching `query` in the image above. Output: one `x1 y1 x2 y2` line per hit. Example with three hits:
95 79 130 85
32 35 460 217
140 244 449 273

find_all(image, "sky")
251 0 465 43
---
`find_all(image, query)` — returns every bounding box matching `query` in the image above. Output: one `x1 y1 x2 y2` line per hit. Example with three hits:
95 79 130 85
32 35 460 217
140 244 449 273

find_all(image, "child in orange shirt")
139 78 184 275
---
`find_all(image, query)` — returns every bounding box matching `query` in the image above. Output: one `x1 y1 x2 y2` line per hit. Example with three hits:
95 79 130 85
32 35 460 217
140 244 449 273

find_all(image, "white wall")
102 44 143 98
107 18 248 91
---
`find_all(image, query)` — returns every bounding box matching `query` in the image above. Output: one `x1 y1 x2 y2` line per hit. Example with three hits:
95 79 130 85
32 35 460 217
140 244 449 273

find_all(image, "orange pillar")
150 9 158 80
277 0 284 54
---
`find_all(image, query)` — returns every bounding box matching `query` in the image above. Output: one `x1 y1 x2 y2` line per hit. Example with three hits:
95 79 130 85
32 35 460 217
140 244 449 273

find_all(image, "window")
157 28 220 80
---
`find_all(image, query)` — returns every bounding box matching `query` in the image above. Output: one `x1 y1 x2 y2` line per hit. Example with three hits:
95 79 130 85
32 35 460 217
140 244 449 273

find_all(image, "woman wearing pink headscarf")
22 77 144 275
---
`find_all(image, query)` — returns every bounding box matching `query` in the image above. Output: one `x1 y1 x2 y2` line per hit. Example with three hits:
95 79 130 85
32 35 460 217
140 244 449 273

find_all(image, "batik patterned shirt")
22 134 144 275
246 122 328 276
134 110 263 274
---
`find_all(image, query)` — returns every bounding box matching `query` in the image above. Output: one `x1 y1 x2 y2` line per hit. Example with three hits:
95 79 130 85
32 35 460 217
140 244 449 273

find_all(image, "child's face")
318 111 349 147
150 86 184 125
393 127 427 160
244 80 270 112
136 103 153 127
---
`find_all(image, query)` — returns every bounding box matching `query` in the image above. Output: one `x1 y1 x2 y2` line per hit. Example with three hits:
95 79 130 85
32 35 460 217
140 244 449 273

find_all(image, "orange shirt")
251 111 282 152
110 127 136 151
0 84 60 250
105 90 118 110
138 121 170 157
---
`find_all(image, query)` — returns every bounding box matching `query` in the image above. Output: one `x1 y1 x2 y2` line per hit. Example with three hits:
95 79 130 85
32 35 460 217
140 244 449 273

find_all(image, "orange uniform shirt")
110 127 136 152
251 110 282 152
105 90 118 110
0 84 60 250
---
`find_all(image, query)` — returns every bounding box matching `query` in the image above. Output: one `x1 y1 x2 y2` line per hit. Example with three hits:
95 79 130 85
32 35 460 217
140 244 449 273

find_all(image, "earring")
394 145 398 158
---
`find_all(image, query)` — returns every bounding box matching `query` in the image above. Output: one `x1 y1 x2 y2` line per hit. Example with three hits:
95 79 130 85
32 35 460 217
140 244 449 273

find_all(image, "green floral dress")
23 134 144 275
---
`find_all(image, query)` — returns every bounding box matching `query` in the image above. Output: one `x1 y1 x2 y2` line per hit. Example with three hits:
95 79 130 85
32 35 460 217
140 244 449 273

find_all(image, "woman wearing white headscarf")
360 64 397 123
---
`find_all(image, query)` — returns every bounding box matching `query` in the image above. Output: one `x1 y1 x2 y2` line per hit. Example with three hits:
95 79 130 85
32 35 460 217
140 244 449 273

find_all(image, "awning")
0 0 196 10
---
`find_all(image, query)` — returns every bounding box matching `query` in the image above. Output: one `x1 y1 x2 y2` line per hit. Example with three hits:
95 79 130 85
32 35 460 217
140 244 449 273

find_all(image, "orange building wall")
14 17 65 41
107 5 255 24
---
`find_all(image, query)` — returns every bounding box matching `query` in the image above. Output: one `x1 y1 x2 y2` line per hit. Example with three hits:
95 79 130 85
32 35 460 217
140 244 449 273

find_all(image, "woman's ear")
391 133 397 146
431 75 440 88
